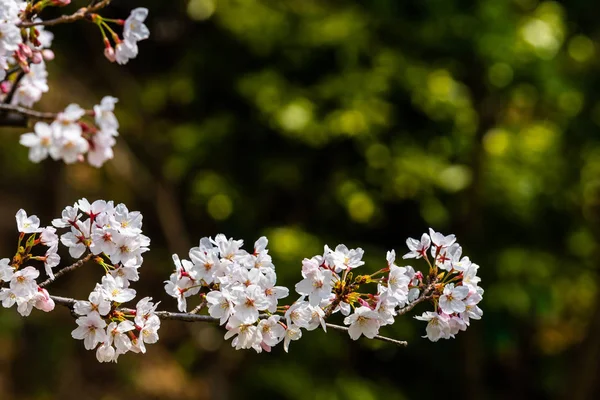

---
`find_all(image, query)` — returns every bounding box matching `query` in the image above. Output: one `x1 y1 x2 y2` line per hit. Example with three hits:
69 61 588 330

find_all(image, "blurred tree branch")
18 0 113 28
0 104 56 127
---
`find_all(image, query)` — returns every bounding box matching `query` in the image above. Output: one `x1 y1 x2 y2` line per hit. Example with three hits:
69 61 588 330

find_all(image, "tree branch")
325 323 407 346
0 103 57 121
0 104 95 128
397 281 437 317
39 254 94 288
4 71 24 105
18 0 113 28
49 295 410 347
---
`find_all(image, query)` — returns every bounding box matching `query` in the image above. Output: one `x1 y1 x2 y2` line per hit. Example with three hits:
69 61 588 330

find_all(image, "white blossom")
403 233 431 259
15 209 41 233
344 306 381 340
415 312 451 342
439 283 469 314
0 258 14 282
71 313 108 350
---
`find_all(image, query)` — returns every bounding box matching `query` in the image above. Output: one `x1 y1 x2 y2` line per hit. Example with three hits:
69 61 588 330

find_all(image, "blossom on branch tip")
15 209 41 233
326 244 365 272
124 8 150 42
403 233 431 259
344 306 381 340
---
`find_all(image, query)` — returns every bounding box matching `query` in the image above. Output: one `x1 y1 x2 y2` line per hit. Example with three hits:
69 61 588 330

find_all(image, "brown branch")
49 294 411 346
0 112 28 127
18 0 113 28
39 254 93 288
189 297 207 315
0 103 57 121
325 323 407 346
0 104 96 128
4 71 24 105
397 293 434 316
397 280 437 317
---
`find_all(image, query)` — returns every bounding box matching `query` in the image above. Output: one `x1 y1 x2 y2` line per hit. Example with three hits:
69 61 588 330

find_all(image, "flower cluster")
165 229 484 352
0 198 484 363
0 1 54 107
410 229 484 341
0 199 158 363
50 198 157 362
0 209 58 317
19 97 120 167
53 198 150 274
166 235 292 352
73 289 160 363
290 244 418 342
1 3 150 166
100 8 150 65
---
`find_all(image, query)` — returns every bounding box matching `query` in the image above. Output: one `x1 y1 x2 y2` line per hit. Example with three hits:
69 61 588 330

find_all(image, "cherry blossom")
0 198 484 361
344 306 381 340
15 209 41 233
439 283 469 314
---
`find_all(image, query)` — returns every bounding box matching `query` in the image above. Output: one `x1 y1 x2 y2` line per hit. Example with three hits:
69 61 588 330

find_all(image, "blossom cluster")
54 198 157 362
165 229 483 353
0 209 60 317
73 288 160 363
288 244 419 343
0 197 484 362
0 199 158 363
1 3 150 166
20 97 120 167
0 1 53 106
103 8 150 65
408 229 484 341
166 235 293 352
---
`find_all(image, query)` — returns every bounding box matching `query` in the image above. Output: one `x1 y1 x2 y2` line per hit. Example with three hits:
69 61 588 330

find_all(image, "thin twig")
0 104 94 127
0 103 57 121
397 280 437 317
397 294 434 316
49 295 410 346
39 254 94 288
18 0 113 28
3 66 23 81
4 72 25 105
189 295 207 315
325 323 408 346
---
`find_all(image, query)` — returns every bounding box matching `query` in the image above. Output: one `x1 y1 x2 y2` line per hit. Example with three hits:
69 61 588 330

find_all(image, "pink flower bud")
35 288 55 313
42 49 55 61
104 47 116 62
19 43 33 59
0 81 11 94
31 50 43 64
357 298 371 308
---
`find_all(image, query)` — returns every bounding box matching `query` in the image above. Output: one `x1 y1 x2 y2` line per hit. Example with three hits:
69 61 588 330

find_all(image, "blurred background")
0 0 598 398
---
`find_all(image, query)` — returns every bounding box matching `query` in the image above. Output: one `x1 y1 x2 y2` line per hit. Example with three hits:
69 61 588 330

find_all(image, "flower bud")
19 43 33 59
51 0 71 6
31 50 43 64
104 47 116 63
0 81 11 94
42 49 55 61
